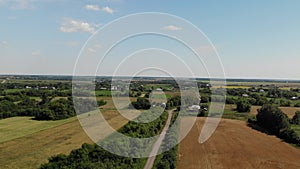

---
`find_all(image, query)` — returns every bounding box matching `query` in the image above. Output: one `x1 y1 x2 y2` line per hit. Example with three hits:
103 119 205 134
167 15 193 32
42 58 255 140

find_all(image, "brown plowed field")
177 118 300 169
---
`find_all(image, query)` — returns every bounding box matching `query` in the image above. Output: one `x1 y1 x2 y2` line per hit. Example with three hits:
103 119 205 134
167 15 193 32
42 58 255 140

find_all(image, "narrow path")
144 109 174 169
1 80 6 84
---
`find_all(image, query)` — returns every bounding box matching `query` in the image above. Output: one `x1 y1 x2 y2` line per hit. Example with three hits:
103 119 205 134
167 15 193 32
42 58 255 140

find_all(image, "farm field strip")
177 117 300 169
0 109 135 169
250 105 300 118
0 116 76 143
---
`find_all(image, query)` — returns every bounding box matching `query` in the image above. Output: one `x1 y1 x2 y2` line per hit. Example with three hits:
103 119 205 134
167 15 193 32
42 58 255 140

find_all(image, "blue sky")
0 0 299 79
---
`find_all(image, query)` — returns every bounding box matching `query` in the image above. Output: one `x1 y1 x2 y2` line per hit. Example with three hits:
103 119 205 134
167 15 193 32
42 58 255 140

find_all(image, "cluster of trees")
0 93 103 121
154 112 179 169
97 100 107 107
166 96 181 109
131 97 151 110
35 98 75 120
120 108 168 138
267 88 298 99
40 143 146 169
41 108 169 168
95 80 112 90
0 81 71 90
254 104 300 146
226 87 299 106
236 99 251 113
292 111 300 125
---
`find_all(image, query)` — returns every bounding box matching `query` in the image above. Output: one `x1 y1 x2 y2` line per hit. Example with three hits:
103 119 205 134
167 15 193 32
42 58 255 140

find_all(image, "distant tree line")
0 92 106 120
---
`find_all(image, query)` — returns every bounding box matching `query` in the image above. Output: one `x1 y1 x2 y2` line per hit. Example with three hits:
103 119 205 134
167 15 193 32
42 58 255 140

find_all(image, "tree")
131 97 151 110
236 99 251 112
256 104 290 135
97 100 107 107
292 111 300 125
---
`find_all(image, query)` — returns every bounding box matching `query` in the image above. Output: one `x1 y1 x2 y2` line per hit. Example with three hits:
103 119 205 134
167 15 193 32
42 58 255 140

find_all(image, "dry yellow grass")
250 106 300 118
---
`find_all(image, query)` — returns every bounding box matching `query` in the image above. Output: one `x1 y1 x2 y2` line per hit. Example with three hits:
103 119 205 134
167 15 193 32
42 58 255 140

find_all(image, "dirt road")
144 110 174 169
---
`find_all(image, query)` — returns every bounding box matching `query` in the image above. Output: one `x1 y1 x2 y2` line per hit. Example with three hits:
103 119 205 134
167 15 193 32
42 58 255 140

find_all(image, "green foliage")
278 98 292 107
200 95 210 103
250 104 300 147
40 144 146 169
236 99 251 112
166 96 181 109
279 128 300 144
131 97 151 110
225 96 236 104
292 111 300 125
35 98 75 120
153 112 179 169
97 100 107 107
40 108 170 168
256 104 290 135
294 102 300 107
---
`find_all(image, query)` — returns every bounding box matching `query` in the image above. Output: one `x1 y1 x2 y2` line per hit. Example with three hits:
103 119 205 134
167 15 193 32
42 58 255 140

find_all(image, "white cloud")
85 4 100 11
32 50 41 56
102 6 114 14
1 41 8 45
88 44 102 53
60 19 99 33
162 25 182 31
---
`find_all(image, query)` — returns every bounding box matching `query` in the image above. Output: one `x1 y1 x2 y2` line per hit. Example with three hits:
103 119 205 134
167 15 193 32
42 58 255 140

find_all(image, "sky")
0 0 300 80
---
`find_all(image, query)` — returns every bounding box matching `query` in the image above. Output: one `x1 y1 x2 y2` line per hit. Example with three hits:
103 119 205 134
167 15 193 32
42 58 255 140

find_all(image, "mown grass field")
95 90 111 96
0 96 141 169
144 84 172 90
0 116 76 143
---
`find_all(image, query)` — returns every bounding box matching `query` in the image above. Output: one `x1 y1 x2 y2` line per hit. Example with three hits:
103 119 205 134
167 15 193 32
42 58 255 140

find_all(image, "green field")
150 92 171 99
0 116 76 143
292 125 300 136
4 88 25 93
95 90 111 96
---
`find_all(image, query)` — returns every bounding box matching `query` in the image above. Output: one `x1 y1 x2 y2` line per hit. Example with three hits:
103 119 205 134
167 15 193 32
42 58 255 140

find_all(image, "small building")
111 86 118 91
188 105 201 112
291 96 298 100
242 94 249 97
156 88 163 92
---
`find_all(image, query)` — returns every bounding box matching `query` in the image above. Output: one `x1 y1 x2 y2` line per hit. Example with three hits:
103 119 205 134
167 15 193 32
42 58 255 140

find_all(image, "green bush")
236 99 251 113
131 97 151 109
256 104 290 135
292 111 300 125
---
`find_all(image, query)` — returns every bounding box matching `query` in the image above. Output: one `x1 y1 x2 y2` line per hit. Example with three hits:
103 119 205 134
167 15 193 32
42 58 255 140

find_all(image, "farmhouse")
242 94 249 97
291 96 298 100
187 105 201 112
156 88 163 91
